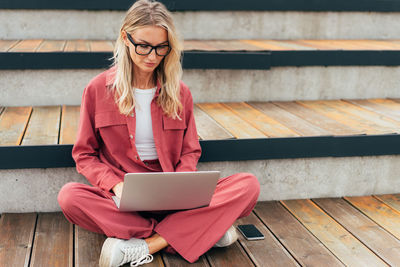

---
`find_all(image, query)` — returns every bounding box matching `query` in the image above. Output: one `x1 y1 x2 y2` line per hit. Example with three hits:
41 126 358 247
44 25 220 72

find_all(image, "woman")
57 0 260 266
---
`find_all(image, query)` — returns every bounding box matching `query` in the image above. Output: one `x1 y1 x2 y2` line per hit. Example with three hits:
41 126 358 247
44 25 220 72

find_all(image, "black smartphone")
237 224 265 240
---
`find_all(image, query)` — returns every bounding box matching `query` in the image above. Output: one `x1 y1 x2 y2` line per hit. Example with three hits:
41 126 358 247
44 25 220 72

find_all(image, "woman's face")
123 25 169 75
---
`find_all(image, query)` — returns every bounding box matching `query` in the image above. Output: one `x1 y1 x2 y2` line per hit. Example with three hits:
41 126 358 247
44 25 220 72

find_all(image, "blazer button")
130 113 135 117
135 156 139 160
129 135 133 139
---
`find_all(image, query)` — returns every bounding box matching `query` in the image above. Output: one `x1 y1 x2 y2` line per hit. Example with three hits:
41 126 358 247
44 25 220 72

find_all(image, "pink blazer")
72 67 202 192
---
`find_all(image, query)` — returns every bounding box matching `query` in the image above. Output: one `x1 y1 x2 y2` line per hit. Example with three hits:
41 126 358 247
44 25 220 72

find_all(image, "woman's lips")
145 62 156 67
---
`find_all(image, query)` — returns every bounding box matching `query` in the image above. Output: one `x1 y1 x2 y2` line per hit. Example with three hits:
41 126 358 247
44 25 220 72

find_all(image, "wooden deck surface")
3 39 400 53
2 195 400 266
1 99 400 146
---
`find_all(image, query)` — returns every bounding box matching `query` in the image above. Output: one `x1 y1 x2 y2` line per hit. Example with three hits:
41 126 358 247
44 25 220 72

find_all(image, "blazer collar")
106 66 162 96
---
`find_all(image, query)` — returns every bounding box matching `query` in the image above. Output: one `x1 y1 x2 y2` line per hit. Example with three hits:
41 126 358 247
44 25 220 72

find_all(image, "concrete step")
2 156 400 212
2 100 400 211
2 39 400 105
2 9 400 40
3 67 400 106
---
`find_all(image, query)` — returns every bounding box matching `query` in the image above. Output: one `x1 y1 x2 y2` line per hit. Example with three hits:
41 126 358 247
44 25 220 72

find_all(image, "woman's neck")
132 69 156 89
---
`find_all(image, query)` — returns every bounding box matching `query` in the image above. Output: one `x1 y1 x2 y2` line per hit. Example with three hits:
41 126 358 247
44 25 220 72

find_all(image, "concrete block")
2 10 400 40
1 155 400 212
2 67 400 106
0 69 101 106
184 67 400 103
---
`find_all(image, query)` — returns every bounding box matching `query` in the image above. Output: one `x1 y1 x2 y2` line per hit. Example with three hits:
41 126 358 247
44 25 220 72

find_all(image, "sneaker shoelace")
129 254 153 267
121 243 154 267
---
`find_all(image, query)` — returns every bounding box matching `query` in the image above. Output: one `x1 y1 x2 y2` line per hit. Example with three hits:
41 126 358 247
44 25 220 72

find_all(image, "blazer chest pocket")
163 115 186 130
95 111 127 128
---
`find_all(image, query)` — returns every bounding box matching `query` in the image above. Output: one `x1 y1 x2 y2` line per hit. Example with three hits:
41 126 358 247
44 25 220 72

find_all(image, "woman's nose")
148 49 157 60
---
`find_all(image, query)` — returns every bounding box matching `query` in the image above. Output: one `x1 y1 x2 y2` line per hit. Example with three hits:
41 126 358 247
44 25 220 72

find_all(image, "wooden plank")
193 105 234 140
0 106 32 146
162 253 209 267
21 106 61 145
314 198 400 266
30 213 73 267
197 103 265 138
328 40 373 50
273 101 360 136
390 98 400 105
371 98 400 110
60 105 80 144
202 40 262 51
265 40 315 50
345 196 400 240
297 100 392 135
346 99 400 123
375 40 400 50
64 40 90 52
9 39 43 52
75 226 106 267
206 242 254 267
317 40 366 50
248 102 331 136
37 40 66 52
146 253 165 267
241 40 291 51
281 199 387 266
183 40 217 51
295 40 376 50
223 102 299 137
294 40 341 50
321 100 400 133
375 194 400 213
254 201 343 266
89 41 114 52
0 40 19 52
367 98 400 120
387 40 400 47
0 213 37 267
282 40 319 50
235 212 299 267
350 40 400 50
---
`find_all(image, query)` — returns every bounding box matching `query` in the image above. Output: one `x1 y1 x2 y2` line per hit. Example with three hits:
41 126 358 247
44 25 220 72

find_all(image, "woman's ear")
121 31 129 47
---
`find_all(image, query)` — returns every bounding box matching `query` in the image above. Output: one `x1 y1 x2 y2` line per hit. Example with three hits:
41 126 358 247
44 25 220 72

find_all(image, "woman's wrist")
112 182 124 198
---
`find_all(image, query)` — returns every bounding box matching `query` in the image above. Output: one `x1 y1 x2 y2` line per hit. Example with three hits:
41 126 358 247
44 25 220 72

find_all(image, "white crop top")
134 87 158 160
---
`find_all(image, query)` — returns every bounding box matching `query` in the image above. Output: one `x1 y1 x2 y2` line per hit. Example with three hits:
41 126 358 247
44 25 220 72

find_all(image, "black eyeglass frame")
126 32 171 56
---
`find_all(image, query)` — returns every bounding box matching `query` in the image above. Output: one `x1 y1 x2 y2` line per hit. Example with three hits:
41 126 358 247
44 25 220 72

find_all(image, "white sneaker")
213 225 238 247
99 237 153 267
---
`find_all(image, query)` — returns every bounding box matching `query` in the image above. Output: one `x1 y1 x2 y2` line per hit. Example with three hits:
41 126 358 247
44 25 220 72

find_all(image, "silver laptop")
112 171 220 211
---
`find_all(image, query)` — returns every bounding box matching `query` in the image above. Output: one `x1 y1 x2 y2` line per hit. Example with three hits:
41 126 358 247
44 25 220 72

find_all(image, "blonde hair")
110 0 183 119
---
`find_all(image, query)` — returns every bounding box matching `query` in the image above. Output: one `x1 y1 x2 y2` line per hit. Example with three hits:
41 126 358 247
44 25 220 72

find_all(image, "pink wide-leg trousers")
57 172 260 263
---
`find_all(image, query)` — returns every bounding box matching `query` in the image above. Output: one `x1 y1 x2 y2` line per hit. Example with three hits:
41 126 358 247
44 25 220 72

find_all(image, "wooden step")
2 99 400 144
5 39 400 53
1 98 400 169
3 39 400 69
2 194 400 266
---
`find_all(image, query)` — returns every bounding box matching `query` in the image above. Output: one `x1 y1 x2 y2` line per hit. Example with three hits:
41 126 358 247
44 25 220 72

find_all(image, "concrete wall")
1 155 400 212
2 10 400 40
2 66 400 106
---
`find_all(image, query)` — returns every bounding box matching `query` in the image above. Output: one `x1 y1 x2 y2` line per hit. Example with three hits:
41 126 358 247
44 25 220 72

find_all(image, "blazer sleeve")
72 86 122 192
175 88 202 172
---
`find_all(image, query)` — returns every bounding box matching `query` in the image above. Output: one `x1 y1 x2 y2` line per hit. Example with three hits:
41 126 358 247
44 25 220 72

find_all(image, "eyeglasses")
126 33 171 56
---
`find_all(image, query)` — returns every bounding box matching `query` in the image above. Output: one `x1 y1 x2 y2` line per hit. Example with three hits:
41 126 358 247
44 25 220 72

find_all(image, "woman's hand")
112 182 124 199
